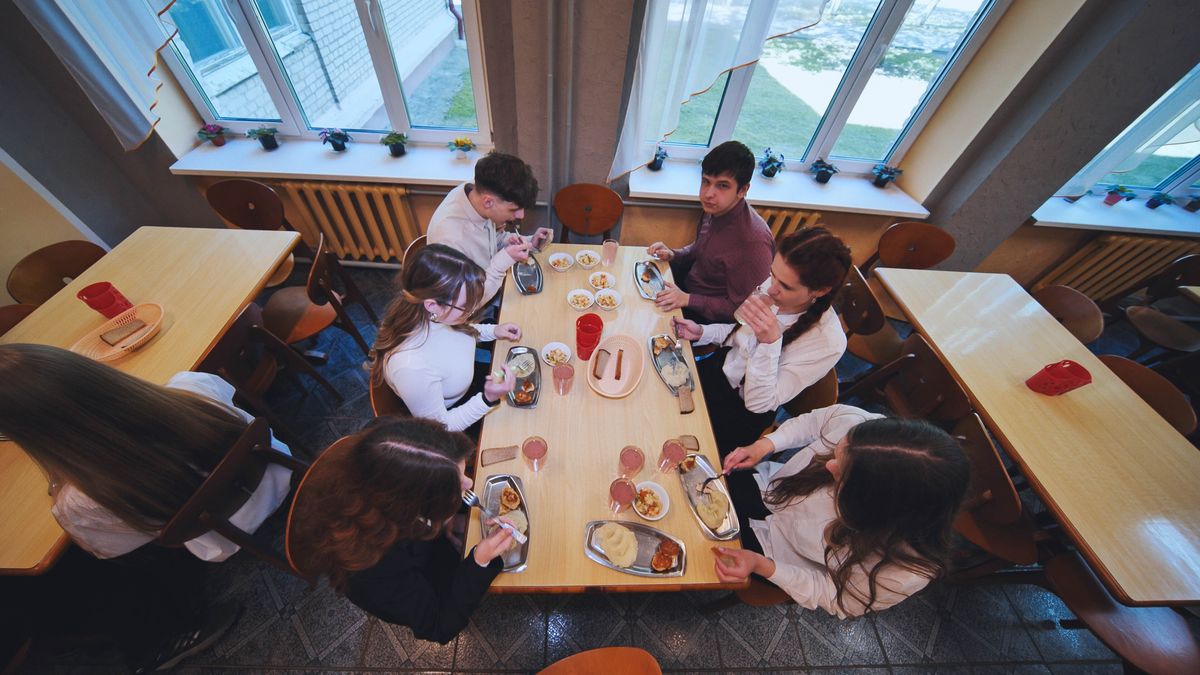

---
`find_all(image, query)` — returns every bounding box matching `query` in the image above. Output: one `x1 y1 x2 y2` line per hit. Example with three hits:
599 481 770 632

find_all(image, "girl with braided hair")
673 227 851 457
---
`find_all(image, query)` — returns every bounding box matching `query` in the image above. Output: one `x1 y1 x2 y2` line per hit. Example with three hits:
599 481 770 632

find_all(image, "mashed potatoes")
595 522 638 568
697 489 729 531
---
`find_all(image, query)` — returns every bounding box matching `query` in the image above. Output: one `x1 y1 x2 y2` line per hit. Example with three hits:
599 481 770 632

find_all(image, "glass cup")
575 313 604 360
734 287 775 326
553 364 574 395
77 281 133 319
602 239 619 267
608 477 636 513
658 438 686 473
618 445 644 479
522 436 548 472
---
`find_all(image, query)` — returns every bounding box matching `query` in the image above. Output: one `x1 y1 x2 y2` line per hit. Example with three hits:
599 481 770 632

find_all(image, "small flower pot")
329 139 347 152
761 166 780 178
211 135 226 147
388 143 406 157
813 170 834 184
647 158 664 171
454 149 469 160
1146 197 1165 210
1103 192 1124 206
1184 199 1200 213
258 135 278 151
872 176 892 188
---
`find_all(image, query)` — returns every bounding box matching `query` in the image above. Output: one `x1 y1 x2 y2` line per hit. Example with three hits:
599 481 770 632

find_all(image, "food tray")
677 453 740 541
511 255 543 295
480 474 529 573
69 303 164 362
648 333 694 396
633 261 666 300
583 520 685 578
504 346 541 409
585 334 644 398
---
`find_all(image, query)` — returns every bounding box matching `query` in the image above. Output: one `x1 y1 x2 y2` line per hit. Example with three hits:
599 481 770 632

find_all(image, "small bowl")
634 481 670 521
541 341 572 366
567 288 595 311
588 271 615 290
547 252 574 272
575 249 601 269
595 288 622 311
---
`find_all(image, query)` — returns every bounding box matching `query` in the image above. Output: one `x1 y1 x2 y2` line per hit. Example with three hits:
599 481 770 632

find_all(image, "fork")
462 489 528 544
697 471 727 495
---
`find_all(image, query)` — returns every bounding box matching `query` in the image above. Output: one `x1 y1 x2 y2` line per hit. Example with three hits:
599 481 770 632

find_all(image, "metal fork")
462 489 528 544
697 472 726 495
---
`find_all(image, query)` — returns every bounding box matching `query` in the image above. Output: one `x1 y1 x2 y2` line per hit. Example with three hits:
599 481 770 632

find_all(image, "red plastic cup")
576 313 604 360
608 477 636 513
1025 360 1092 396
77 282 133 319
658 439 686 472
618 445 644 479
522 436 548 472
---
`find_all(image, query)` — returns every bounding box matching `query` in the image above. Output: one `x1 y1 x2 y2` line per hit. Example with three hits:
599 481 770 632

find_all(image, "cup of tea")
1025 360 1092 396
618 445 644 478
602 239 619 267
522 436 548 472
77 282 133 319
658 439 686 472
553 364 574 395
608 477 636 513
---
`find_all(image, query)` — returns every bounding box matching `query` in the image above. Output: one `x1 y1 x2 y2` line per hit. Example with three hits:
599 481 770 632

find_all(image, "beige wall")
153 58 205 160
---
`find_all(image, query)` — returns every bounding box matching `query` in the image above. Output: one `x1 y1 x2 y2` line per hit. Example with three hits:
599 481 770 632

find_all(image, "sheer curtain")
15 0 176 151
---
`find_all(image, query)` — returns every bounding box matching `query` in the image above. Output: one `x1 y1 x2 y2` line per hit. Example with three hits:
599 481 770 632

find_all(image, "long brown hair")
369 244 485 385
764 414 969 615
777 227 852 347
0 343 248 533
286 418 473 590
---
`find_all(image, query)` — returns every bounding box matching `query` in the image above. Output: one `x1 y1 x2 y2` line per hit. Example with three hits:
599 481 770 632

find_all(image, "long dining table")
0 226 299 575
464 243 742 592
875 267 1200 606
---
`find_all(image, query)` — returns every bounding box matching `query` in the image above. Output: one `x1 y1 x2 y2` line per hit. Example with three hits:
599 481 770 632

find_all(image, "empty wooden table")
875 267 1200 606
0 226 299 574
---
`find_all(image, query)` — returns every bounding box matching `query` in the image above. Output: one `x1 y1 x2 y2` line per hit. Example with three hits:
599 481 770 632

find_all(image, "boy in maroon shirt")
647 141 775 323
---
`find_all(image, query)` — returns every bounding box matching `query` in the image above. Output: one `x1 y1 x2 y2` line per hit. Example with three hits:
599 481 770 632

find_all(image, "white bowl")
634 481 670 521
540 341 572 366
575 249 601 269
588 271 615 291
547 252 574 272
566 288 595 311
595 288 622 311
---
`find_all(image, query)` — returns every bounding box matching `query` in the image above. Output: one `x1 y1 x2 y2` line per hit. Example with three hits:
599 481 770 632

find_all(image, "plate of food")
480 474 529 573
585 334 644 398
633 261 666 300
540 341 572 367
583 520 685 577
648 333 695 414
677 453 740 540
511 254 543 295
567 288 595 311
633 481 669 521
548 252 574 272
575 249 601 269
595 289 622 311
588 271 615 290
503 346 541 409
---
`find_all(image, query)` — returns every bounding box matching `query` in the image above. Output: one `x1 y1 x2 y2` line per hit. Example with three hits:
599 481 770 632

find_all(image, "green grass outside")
1101 155 1193 190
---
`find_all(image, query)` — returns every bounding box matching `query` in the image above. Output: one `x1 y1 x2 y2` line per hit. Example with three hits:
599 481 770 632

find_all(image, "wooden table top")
0 226 298 574
464 244 742 592
876 268 1200 606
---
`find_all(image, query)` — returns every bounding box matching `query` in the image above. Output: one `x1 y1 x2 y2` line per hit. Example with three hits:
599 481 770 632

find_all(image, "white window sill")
1033 195 1200 238
628 161 929 219
169 138 477 187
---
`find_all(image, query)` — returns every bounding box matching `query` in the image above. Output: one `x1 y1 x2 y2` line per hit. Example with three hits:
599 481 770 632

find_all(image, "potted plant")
1102 185 1135 205
320 128 351 152
447 137 476 159
380 131 408 157
1145 192 1174 210
758 148 785 178
809 158 838 184
647 146 668 171
246 127 279 151
870 164 902 188
197 123 229 147
1061 189 1091 203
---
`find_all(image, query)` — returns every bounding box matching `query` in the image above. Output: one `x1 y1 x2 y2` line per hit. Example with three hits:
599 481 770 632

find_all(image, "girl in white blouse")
369 244 520 432
673 227 851 457
715 405 969 618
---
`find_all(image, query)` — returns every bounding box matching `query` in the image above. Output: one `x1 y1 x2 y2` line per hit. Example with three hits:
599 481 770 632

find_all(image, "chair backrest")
7 240 107 305
205 179 288 231
783 367 838 418
1098 354 1197 435
1032 284 1104 344
0 304 37 337
1146 253 1200 301
953 413 1023 525
553 184 624 242
538 647 662 675
885 333 972 423
285 432 363 579
305 234 336 306
402 234 428 272
369 359 411 417
861 222 955 275
834 266 885 337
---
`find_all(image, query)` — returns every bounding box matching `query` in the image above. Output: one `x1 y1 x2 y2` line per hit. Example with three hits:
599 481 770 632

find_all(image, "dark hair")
0 343 248 533
474 152 539 209
764 415 970 615
286 418 474 590
701 140 755 189
778 227 852 347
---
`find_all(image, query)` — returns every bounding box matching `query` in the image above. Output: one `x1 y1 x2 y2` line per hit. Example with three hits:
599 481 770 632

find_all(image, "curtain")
16 0 177 151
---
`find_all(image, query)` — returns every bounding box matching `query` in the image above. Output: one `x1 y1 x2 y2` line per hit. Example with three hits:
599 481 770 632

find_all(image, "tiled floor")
23 266 1197 674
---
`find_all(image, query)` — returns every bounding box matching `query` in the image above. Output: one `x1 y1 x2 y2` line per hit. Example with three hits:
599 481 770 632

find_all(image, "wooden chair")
6 240 106 305
539 647 662 674
0 304 37 337
1032 285 1104 344
1125 305 1200 364
836 265 905 375
840 333 972 425
205 179 309 287
553 184 623 243
401 234 427 272
1098 354 1197 435
860 221 956 277
284 432 363 579
783 367 838 418
262 234 378 356
368 359 411 417
157 417 309 576
1099 253 1200 319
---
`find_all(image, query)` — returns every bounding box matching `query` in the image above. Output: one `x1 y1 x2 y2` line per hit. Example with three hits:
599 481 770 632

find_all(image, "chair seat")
263 286 339 344
265 253 296 288
539 646 661 675
846 322 904 366
953 509 1038 565
1127 306 1200 353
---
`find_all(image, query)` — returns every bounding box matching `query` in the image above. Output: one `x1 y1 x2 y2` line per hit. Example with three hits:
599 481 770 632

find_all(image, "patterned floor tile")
544 593 632 664
927 586 1041 664
874 585 943 665
713 602 805 669
454 594 546 670
293 582 371 660
999 585 1115 663
315 617 406 668
796 608 886 668
629 593 723 669
378 621 459 669
1046 665 1124 675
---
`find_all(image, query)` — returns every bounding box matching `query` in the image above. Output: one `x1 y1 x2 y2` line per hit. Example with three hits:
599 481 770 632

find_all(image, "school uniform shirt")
427 183 522 303
384 321 498 432
750 405 932 619
51 371 293 562
671 199 775 322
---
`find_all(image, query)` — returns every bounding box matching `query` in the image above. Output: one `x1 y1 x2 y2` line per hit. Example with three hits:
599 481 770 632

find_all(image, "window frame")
1085 84 1200 199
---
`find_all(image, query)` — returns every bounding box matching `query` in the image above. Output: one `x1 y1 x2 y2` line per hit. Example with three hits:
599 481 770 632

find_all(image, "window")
154 0 490 144
666 0 1007 174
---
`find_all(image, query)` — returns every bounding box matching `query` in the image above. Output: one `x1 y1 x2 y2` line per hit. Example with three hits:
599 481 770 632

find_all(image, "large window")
667 0 1007 174
154 0 490 144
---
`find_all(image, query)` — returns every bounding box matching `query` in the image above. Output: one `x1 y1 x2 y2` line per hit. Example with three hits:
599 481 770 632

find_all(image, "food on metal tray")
499 486 521 513
595 522 638 568
634 488 662 518
509 353 536 378
660 361 689 388
696 488 730 531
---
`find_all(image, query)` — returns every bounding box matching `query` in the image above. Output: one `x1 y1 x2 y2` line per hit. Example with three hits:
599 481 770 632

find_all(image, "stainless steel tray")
511 255 543 295
480 474 529 573
647 334 694 396
504 346 540 409
583 520 685 578
633 260 665 299
677 453 740 541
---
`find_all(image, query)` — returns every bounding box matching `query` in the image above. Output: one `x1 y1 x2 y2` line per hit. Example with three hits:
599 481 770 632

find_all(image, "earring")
430 311 439 323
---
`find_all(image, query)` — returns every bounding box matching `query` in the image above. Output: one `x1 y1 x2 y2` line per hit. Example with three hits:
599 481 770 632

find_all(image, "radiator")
758 207 822 243
272 180 421 262
1032 233 1200 305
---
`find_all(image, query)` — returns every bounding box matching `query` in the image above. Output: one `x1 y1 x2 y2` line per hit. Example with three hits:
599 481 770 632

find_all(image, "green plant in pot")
871 164 902 188
447 137 476 158
1061 189 1091 203
1102 185 1135 205
648 146 668 171
320 128 351 152
380 131 408 157
809 158 838 184
758 148 785 178
246 127 279 150
197 123 229 147
1145 192 1174 210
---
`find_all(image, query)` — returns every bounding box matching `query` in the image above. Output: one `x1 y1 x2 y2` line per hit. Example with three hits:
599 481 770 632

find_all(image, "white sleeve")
741 337 842 414
482 249 515 302
697 322 736 347
764 405 878 453
473 323 498 342
385 360 493 432
769 556 929 619
51 485 154 559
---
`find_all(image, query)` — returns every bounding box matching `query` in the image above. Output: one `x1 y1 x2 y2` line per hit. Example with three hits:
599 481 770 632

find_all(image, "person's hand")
531 227 553 251
723 437 774 473
671 316 703 342
494 323 522 341
654 282 689 311
646 242 674 261
505 237 531 263
484 365 515 403
741 293 780 343
713 548 772 583
473 518 515 565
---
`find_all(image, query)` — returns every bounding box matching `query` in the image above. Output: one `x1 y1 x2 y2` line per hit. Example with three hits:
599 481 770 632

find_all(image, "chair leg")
331 299 371 356
330 256 379 323
254 327 343 402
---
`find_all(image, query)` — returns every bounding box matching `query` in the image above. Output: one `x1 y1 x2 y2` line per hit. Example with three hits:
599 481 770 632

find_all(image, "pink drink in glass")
602 239 619 267
657 439 686 472
618 445 644 478
608 477 636 513
553 364 574 395
522 436 548 472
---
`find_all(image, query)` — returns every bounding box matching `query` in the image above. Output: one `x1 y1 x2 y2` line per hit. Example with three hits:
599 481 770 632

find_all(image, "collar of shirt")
708 198 747 231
